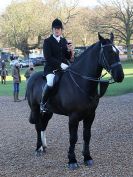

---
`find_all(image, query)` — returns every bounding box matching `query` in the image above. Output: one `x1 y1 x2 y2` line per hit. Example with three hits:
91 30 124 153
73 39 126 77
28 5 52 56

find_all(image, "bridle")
100 43 121 76
67 43 121 83
65 43 122 95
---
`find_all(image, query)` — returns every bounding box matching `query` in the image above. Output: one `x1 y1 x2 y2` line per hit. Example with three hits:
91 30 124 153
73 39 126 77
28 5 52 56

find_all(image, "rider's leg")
40 73 55 113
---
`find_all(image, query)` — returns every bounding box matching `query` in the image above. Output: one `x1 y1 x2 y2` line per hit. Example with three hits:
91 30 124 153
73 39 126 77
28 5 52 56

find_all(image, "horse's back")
27 71 45 107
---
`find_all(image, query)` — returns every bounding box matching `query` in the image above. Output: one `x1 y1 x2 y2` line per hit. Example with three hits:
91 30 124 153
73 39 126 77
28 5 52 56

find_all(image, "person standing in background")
24 63 36 100
0 60 8 84
12 61 21 102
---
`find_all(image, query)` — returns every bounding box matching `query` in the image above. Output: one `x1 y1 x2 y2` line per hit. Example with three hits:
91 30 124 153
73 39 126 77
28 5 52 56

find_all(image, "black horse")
27 33 124 170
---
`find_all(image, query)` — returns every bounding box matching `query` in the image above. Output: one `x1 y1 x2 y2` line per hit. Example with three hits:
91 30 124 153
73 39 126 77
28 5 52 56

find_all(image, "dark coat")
43 35 71 76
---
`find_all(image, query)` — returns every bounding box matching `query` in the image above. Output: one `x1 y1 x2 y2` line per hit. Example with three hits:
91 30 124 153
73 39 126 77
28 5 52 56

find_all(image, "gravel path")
0 94 133 177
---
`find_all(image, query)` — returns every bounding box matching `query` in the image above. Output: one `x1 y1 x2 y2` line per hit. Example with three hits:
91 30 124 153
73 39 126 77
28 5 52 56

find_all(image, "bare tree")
65 7 96 46
88 0 133 60
0 0 51 58
0 0 79 57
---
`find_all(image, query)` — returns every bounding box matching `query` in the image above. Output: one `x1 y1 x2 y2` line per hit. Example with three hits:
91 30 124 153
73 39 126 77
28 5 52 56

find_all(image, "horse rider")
40 18 74 113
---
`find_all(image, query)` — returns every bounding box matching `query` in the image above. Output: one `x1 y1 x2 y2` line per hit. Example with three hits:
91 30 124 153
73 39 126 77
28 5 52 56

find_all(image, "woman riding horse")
40 18 74 113
27 32 124 170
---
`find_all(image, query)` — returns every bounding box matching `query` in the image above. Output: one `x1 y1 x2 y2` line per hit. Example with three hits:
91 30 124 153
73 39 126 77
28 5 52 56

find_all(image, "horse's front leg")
68 114 79 170
83 112 95 167
35 122 43 155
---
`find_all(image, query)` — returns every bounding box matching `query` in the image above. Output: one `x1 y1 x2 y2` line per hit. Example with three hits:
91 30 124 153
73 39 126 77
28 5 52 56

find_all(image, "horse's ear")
98 32 104 41
110 32 114 43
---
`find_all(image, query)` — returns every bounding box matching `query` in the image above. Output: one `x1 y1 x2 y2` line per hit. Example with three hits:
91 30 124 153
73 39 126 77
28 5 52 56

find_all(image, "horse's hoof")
84 159 94 167
35 147 45 156
35 150 42 157
68 163 79 170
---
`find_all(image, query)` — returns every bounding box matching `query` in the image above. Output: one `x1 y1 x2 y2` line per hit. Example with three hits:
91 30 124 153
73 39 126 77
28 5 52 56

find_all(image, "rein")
67 68 108 83
67 69 110 97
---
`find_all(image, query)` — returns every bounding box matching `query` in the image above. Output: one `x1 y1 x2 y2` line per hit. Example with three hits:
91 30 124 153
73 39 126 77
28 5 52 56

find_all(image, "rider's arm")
64 39 74 62
43 39 61 68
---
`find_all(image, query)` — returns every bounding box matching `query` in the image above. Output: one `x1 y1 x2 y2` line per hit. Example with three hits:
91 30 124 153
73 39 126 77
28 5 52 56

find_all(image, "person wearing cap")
40 18 74 113
12 60 21 102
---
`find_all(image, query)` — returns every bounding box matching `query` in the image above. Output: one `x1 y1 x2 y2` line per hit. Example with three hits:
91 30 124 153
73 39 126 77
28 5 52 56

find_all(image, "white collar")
53 34 61 42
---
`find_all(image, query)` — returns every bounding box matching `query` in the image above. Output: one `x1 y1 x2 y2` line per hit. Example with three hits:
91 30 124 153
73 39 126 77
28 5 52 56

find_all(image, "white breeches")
46 74 55 87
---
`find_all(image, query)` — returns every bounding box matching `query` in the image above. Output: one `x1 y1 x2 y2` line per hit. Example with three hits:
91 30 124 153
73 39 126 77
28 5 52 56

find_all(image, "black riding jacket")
43 35 71 76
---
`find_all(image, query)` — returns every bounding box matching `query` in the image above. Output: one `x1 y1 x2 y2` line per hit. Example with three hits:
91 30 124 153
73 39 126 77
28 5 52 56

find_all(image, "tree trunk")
22 51 30 59
126 40 132 61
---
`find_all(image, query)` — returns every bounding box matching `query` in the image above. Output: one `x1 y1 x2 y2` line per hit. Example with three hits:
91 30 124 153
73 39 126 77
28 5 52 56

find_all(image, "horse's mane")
72 42 99 64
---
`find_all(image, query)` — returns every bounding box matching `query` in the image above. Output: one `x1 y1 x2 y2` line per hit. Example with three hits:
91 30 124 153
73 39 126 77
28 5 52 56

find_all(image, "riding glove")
61 63 69 70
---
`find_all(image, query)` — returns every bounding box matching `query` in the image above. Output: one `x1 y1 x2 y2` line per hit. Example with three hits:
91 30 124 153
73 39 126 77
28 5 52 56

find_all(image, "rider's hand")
67 40 74 52
61 63 69 70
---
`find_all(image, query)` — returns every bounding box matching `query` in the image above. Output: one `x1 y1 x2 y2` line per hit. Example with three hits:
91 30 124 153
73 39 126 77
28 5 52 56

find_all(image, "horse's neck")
70 44 101 78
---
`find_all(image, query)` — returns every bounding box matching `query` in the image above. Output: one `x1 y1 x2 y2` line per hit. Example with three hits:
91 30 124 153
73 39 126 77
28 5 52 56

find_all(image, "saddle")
53 69 63 87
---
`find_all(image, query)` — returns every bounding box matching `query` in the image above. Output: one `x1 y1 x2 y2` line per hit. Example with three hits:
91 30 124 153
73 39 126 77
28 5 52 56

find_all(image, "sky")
78 0 99 7
0 0 99 12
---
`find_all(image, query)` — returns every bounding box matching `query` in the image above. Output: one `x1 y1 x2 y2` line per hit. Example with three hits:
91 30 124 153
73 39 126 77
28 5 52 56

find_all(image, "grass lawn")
106 61 133 96
0 61 133 97
0 65 44 97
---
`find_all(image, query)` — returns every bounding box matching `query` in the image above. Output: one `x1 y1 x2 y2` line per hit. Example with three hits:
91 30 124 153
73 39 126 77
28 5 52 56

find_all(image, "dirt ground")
0 94 133 177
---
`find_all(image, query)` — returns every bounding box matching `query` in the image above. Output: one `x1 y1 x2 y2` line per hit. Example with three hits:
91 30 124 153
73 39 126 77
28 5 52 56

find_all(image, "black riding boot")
40 84 52 113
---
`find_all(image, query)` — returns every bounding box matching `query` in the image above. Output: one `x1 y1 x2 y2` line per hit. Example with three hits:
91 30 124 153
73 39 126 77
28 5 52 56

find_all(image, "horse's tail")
27 71 45 124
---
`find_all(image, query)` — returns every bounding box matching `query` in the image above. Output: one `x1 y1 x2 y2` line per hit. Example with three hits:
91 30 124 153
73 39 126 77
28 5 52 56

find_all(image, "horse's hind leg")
82 112 95 167
35 112 53 155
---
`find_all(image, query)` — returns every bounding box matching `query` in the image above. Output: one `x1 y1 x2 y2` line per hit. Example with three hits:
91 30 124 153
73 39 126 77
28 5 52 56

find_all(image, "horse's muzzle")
112 65 124 83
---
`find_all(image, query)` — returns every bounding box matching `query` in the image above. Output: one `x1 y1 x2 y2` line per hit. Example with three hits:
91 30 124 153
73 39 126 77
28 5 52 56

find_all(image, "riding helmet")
52 18 63 29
